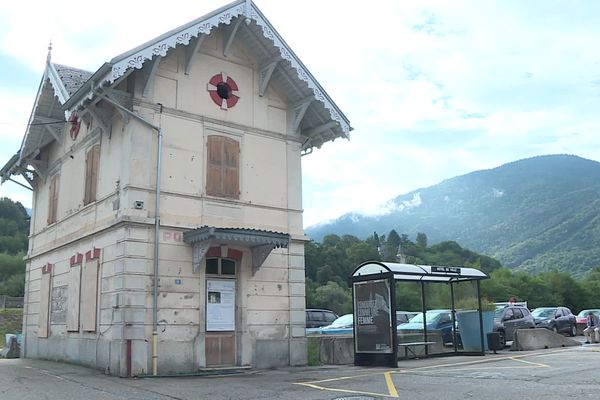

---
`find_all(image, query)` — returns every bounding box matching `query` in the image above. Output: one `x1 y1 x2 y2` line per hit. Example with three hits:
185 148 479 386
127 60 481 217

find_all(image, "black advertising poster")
354 279 393 354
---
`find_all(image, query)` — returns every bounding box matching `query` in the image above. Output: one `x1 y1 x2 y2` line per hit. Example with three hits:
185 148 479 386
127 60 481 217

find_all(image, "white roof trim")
46 63 70 105
100 0 350 136
250 9 350 135
107 1 247 83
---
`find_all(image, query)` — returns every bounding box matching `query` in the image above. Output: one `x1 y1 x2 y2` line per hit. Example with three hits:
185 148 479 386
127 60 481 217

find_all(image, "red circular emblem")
69 113 80 140
207 73 239 110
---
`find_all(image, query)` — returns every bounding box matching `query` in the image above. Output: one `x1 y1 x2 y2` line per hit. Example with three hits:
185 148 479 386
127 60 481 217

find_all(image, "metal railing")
0 295 24 309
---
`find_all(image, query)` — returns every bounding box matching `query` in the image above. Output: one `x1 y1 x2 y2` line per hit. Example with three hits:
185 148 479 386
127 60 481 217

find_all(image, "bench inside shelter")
397 329 445 359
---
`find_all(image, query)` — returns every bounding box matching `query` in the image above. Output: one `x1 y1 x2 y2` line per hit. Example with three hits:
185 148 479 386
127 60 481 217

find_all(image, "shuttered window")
206 136 239 199
47 174 59 225
84 144 100 205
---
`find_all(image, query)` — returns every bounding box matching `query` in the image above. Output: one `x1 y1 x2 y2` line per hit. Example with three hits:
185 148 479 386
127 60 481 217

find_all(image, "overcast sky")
1 1 599 227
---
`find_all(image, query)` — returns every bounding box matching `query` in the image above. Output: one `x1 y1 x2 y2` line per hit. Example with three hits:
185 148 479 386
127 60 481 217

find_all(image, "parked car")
315 311 417 336
306 308 338 329
493 305 535 347
575 309 600 325
531 307 576 336
306 309 339 335
320 313 354 335
397 310 457 344
396 311 418 325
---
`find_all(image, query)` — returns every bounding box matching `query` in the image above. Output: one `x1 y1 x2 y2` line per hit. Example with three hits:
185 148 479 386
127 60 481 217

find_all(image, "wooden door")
205 279 236 366
206 332 235 366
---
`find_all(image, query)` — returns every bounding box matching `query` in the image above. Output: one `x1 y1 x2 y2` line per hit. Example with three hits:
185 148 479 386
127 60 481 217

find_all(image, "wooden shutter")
207 136 223 196
206 136 239 199
66 262 82 332
84 144 100 205
223 137 239 199
47 174 59 224
38 269 52 338
81 258 99 332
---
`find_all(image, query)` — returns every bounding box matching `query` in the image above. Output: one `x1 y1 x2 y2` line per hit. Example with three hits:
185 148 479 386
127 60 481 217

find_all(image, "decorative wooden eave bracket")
289 97 313 134
142 55 163 98
183 226 290 275
93 88 133 124
223 17 243 58
80 104 112 138
185 35 206 75
259 58 280 97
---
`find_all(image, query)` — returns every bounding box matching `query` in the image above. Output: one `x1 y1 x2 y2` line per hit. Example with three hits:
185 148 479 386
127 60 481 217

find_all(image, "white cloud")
1 0 599 226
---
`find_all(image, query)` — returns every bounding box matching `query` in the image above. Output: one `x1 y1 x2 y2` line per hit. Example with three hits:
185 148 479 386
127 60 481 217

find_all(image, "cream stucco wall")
23 23 309 374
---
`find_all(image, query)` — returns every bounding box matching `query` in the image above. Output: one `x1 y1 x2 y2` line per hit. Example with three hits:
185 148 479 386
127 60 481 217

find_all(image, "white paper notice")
206 279 235 331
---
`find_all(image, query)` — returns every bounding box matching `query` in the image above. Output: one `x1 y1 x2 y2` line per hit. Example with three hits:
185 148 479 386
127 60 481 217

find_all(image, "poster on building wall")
353 279 393 354
206 279 235 331
50 285 68 324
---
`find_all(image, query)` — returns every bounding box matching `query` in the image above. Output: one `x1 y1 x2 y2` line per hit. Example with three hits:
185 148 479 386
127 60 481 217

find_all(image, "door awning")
183 226 290 274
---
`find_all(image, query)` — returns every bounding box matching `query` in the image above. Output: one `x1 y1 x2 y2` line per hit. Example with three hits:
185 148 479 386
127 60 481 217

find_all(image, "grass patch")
307 336 321 366
0 308 23 348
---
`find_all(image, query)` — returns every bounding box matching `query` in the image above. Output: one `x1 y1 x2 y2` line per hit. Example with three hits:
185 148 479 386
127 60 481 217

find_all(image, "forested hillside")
0 198 28 296
306 155 600 276
306 231 600 316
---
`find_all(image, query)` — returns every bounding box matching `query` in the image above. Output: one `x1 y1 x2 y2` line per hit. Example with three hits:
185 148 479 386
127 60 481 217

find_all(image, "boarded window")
47 174 59 225
81 257 100 332
206 136 239 199
84 144 100 205
66 258 82 332
38 265 52 338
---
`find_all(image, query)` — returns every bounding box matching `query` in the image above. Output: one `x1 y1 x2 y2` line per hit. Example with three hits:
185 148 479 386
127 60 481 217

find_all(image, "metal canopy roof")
352 261 489 282
183 226 289 247
183 226 290 274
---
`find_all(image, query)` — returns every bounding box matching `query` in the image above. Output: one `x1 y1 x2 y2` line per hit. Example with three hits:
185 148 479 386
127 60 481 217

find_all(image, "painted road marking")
294 348 585 398
384 371 398 398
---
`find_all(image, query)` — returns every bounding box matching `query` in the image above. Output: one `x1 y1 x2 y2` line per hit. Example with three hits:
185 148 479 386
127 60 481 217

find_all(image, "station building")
0 0 350 376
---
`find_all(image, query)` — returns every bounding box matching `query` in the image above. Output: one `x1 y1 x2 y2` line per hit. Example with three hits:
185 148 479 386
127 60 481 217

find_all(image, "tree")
0 198 29 296
310 281 352 315
416 232 428 249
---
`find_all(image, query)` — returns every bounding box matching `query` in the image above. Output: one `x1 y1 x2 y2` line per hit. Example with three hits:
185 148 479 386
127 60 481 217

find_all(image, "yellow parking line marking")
391 349 560 374
384 371 399 398
509 357 549 368
305 370 387 384
417 365 548 374
295 347 580 397
295 381 397 399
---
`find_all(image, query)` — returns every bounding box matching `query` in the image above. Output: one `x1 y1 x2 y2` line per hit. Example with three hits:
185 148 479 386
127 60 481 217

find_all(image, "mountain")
306 155 600 276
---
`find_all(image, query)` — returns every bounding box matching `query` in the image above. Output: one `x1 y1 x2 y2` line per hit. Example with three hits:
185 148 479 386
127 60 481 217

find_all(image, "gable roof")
0 59 93 184
52 64 93 97
2 0 351 183
67 0 351 144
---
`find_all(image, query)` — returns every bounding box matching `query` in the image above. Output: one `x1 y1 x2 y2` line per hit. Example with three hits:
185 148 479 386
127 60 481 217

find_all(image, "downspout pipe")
95 92 162 376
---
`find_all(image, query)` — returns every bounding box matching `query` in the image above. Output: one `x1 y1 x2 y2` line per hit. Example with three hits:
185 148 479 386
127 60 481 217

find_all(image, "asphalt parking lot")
1 342 600 400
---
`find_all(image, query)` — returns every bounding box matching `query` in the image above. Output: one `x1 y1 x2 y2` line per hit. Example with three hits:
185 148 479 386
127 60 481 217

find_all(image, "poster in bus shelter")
353 279 393 353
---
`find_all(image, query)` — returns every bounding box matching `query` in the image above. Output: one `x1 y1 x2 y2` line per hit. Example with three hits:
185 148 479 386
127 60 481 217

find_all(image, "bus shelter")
351 261 489 367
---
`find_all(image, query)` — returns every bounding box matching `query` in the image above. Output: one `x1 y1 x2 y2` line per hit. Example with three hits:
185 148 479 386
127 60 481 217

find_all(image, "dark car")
396 311 418 325
493 305 535 346
306 308 338 329
531 307 577 336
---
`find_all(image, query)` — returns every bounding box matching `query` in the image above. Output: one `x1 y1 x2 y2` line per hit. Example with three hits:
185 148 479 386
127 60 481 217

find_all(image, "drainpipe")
95 92 162 376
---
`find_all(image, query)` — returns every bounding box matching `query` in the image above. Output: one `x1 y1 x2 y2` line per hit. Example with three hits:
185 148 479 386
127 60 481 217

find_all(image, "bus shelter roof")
352 261 488 282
